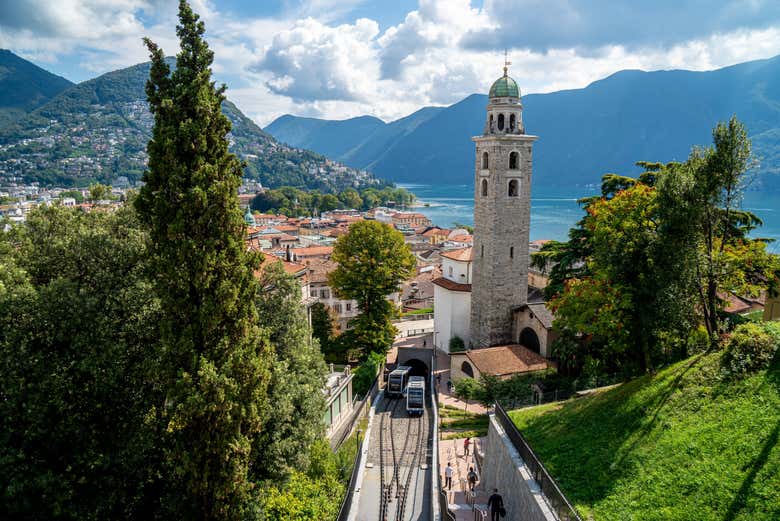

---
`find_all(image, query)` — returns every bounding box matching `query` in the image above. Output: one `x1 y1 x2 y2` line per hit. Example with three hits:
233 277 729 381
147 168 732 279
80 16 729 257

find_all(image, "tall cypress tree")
136 1 269 518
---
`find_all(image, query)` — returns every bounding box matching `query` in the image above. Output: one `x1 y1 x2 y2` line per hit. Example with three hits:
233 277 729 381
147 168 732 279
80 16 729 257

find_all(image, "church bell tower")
470 58 537 348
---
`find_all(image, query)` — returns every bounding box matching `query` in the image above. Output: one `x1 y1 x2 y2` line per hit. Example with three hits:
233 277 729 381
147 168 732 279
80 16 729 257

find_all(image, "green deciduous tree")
253 261 327 482
0 205 163 518
135 2 269 517
542 117 779 377
657 117 780 345
311 301 342 361
329 220 416 355
88 182 114 202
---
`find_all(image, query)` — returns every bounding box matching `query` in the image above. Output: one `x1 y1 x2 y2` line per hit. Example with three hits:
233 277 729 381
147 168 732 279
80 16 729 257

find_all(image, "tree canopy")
537 117 780 378
329 220 416 355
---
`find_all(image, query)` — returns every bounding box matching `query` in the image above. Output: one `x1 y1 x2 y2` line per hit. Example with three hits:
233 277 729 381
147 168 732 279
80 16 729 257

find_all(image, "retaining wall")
481 414 558 521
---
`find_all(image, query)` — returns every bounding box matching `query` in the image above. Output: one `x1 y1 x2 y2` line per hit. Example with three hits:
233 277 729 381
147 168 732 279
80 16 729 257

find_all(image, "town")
1 2 779 521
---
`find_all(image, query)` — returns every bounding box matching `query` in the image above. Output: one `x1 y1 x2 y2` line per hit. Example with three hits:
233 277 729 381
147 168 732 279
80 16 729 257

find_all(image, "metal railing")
335 432 365 521
331 373 380 451
494 402 583 521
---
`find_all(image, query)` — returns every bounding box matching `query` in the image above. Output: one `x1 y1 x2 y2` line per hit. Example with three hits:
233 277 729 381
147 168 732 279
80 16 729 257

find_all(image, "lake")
401 183 780 254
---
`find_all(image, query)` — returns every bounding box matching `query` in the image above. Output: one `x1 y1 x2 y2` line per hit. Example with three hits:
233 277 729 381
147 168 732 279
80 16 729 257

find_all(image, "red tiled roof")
255 255 307 279
441 247 473 262
291 246 333 258
466 344 551 377
432 277 471 292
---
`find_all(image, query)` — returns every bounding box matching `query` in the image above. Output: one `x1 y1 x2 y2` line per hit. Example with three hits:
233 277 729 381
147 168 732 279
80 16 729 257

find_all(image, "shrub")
449 336 465 352
454 377 485 404
352 351 384 398
721 322 780 376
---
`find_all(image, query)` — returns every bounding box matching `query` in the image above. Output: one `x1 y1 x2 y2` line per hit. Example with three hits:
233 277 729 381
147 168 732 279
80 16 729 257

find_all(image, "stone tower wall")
470 133 536 348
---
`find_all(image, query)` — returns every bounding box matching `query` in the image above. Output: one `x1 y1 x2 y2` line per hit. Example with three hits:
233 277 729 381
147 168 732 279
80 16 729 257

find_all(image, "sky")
2 0 780 126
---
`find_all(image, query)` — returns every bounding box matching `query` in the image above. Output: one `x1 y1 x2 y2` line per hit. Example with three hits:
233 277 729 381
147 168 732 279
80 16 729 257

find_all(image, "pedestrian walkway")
434 349 488 414
439 436 489 520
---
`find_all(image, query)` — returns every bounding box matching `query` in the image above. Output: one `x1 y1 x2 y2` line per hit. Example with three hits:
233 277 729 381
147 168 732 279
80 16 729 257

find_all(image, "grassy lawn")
509 352 780 521
439 404 489 440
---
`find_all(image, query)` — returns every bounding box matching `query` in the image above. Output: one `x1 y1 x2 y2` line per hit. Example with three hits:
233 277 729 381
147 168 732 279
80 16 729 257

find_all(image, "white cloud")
253 17 380 102
2 0 780 127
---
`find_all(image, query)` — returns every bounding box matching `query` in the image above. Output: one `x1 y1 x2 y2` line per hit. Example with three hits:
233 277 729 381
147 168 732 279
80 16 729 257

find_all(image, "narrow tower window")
508 179 519 197
497 113 505 131
482 151 489 169
480 178 488 196
509 113 516 132
509 151 519 170
510 246 514 259
481 245 484 258
489 114 494 132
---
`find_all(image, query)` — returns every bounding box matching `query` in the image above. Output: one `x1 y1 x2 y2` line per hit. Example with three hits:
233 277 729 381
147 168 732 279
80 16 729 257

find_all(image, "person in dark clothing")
487 489 504 520
467 466 478 491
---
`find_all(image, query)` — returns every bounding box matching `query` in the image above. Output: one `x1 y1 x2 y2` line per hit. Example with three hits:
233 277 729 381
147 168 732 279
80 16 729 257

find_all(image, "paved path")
439 435 489 520
434 349 488 414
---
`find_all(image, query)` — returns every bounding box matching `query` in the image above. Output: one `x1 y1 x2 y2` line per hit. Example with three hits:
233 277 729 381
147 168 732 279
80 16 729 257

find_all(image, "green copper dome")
489 74 520 98
244 207 256 226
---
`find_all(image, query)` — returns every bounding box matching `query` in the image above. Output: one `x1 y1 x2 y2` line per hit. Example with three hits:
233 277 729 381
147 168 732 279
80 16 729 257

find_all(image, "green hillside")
0 49 73 129
509 352 780 521
0 53 378 191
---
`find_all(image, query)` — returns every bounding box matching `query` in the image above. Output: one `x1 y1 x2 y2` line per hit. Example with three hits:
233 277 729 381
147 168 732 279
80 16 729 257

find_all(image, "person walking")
463 437 471 457
467 466 478 492
444 462 454 490
488 489 505 520
447 379 452 393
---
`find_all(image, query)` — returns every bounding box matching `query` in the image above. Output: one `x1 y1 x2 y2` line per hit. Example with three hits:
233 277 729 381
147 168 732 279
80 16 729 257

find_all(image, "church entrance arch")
461 361 474 378
519 327 541 354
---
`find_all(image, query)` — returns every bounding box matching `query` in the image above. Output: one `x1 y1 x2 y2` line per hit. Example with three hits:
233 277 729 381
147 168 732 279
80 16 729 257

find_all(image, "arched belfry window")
509 151 519 170
509 113 516 132
489 114 494 132
497 113 505 131
482 151 489 169
508 179 519 197
480 178 488 196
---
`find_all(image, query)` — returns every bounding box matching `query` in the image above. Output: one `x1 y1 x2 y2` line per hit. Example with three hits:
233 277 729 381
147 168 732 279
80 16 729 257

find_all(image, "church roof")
466 344 551 378
441 247 473 262
432 277 471 292
489 74 520 98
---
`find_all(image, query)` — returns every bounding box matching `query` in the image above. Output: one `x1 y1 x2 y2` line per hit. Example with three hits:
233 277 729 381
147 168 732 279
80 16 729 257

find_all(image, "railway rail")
376 395 429 521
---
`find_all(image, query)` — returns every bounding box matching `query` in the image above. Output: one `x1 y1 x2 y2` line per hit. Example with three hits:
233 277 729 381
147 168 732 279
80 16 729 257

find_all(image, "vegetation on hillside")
509 349 780 521
0 57 376 191
251 185 414 216
0 3 344 519
533 118 780 379
0 49 73 129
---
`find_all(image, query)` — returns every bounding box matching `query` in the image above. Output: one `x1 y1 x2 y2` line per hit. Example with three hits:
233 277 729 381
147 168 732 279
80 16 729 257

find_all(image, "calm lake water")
401 183 780 253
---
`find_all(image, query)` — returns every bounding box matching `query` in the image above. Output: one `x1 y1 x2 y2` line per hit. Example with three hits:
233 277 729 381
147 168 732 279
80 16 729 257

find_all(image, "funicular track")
377 395 429 521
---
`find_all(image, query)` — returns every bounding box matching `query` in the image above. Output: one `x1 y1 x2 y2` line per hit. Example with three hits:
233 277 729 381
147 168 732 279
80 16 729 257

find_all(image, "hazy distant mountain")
266 55 780 190
0 53 378 191
0 49 73 129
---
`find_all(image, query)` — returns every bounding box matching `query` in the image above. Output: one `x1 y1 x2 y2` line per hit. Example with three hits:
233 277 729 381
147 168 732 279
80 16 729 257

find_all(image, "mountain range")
265 55 780 191
0 51 377 191
0 50 73 129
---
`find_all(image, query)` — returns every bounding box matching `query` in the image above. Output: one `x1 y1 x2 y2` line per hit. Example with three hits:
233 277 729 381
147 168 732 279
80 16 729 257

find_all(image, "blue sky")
2 1 780 125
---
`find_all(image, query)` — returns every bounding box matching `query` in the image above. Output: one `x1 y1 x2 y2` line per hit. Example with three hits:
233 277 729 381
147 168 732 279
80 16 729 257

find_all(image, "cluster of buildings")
0 98 378 193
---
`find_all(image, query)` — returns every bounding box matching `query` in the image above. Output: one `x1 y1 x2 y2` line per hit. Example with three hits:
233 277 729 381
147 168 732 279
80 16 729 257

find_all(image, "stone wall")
481 414 557 521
